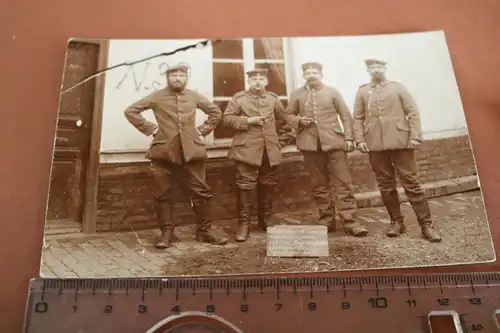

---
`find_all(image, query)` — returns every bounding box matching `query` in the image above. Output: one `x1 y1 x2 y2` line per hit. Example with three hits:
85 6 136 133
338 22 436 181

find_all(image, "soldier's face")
367 64 387 80
167 71 188 90
303 69 323 83
248 75 268 91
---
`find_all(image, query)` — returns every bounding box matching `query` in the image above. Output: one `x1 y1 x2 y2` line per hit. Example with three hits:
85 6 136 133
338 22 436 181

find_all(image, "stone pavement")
40 190 493 278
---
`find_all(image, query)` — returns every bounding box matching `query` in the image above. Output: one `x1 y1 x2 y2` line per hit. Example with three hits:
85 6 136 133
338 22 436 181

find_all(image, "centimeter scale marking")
23 272 500 333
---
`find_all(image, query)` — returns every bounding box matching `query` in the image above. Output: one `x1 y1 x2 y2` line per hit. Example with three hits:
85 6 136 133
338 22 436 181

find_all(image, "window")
209 38 291 146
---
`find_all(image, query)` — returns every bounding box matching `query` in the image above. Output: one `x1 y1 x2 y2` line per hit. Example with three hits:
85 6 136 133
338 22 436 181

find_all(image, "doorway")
45 40 107 234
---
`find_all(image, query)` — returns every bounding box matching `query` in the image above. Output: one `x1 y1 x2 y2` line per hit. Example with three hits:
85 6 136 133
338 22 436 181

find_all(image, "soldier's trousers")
150 158 213 231
368 149 432 225
234 150 277 225
302 148 359 228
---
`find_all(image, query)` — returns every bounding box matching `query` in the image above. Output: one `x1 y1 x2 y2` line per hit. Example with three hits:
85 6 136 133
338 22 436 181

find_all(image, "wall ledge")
99 129 469 164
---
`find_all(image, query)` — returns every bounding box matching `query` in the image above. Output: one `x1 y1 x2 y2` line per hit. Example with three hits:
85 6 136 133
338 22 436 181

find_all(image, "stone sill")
99 128 469 164
354 175 479 208
100 145 306 165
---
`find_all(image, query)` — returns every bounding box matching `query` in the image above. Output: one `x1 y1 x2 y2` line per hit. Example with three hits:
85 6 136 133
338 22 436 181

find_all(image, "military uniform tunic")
286 83 361 228
352 80 423 151
352 80 432 226
287 84 354 151
223 89 298 190
124 87 222 205
125 87 222 165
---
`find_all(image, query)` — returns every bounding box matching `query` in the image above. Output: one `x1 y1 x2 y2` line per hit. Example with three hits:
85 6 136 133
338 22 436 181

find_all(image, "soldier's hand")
344 140 355 152
357 142 370 153
408 139 421 149
196 129 205 143
299 117 314 127
247 116 265 126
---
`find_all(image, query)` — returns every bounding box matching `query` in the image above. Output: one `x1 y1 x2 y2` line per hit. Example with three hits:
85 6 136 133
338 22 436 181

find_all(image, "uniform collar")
165 86 187 95
370 79 389 87
303 81 325 91
246 88 267 98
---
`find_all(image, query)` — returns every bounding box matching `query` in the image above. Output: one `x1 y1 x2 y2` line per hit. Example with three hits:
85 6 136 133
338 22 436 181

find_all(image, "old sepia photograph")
40 30 495 278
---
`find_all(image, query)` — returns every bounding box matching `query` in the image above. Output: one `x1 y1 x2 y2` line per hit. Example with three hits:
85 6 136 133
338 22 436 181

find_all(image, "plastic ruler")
23 272 500 333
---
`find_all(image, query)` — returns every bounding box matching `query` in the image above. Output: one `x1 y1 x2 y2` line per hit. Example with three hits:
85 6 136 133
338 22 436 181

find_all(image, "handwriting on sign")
266 225 329 258
114 61 169 92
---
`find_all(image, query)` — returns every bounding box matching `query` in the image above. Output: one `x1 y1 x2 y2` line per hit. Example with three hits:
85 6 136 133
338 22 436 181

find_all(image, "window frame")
203 37 295 149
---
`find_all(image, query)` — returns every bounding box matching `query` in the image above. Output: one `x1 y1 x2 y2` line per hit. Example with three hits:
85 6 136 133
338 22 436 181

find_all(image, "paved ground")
40 190 496 277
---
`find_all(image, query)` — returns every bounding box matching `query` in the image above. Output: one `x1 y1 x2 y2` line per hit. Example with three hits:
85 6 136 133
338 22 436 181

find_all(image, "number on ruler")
470 323 484 331
341 302 350 310
240 304 249 313
406 299 417 307
206 304 215 313
308 302 316 311
104 305 113 313
275 303 283 311
34 302 48 313
368 297 388 309
138 305 148 313
437 298 451 306
171 305 180 315
468 297 482 305
72 305 77 313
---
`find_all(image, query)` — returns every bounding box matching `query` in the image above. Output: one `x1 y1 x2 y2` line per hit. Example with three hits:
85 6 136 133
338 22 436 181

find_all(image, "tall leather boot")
380 188 406 237
235 189 253 242
386 217 406 237
316 198 336 232
192 197 228 245
409 197 442 242
343 218 369 237
155 201 175 249
257 184 274 231
336 195 368 237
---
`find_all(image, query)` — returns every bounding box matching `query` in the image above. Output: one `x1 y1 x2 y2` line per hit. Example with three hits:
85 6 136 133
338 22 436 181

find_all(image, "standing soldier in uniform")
124 63 229 249
286 62 368 237
222 68 300 242
352 58 441 242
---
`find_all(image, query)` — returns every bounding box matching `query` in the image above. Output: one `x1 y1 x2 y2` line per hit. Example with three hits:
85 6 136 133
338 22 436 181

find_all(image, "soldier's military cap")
365 58 388 66
246 68 268 77
166 63 189 74
301 62 323 71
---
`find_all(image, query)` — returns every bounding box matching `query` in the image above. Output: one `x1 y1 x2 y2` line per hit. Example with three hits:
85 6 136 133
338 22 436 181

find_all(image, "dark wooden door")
45 41 100 225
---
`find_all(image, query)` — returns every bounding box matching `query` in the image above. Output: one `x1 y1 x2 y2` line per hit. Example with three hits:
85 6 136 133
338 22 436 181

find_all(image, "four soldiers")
286 62 368 237
124 59 442 248
222 68 298 242
352 59 441 242
124 63 229 249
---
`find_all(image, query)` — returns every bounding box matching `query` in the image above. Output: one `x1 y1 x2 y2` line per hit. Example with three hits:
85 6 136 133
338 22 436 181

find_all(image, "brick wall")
95 135 477 232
